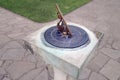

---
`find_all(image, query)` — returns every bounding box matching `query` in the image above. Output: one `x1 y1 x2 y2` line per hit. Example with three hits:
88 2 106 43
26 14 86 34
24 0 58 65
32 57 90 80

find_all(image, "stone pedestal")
53 67 76 80
24 23 103 80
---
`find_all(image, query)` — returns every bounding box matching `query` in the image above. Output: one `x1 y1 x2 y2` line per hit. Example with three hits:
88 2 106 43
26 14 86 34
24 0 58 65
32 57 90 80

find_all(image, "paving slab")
2 60 13 69
1 48 25 61
23 54 37 63
19 68 45 80
0 61 3 67
117 57 120 63
0 74 4 80
6 61 35 80
34 69 48 80
89 72 107 80
3 77 11 80
100 59 120 80
0 67 7 80
3 41 23 49
87 53 110 72
0 34 11 49
0 67 6 75
112 40 120 50
101 48 120 59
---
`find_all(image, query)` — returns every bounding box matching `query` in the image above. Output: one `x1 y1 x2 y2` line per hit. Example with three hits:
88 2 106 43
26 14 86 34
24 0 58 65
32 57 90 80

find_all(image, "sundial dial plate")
44 25 90 48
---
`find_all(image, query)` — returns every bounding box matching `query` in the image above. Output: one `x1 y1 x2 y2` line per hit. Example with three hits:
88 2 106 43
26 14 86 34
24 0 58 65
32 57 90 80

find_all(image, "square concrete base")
23 23 103 80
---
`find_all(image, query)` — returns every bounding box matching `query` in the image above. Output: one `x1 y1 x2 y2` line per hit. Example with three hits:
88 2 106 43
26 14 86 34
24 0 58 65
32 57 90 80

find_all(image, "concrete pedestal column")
53 67 76 80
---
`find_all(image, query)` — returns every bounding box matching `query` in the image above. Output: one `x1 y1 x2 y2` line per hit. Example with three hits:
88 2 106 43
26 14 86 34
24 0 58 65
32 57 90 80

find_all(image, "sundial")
44 4 90 48
24 3 103 80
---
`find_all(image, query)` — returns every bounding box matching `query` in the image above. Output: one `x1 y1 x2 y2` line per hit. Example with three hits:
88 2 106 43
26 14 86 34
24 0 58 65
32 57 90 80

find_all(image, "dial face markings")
44 25 90 48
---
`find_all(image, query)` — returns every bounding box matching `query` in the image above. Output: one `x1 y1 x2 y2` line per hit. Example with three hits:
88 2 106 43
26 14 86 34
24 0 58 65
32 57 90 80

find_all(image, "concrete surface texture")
0 0 120 80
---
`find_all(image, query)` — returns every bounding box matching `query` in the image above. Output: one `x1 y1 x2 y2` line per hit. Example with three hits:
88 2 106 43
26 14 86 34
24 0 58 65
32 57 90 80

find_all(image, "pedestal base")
54 67 76 80
23 23 103 80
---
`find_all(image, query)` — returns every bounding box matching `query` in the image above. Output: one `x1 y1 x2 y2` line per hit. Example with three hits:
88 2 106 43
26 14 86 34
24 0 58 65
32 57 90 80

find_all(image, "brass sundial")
44 4 90 48
55 3 72 38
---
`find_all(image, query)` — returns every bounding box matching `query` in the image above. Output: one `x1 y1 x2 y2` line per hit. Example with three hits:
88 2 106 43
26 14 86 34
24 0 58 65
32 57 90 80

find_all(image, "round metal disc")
44 25 90 48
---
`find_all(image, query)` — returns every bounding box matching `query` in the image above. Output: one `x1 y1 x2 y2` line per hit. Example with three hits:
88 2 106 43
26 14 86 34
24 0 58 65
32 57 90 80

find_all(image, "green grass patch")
0 0 91 22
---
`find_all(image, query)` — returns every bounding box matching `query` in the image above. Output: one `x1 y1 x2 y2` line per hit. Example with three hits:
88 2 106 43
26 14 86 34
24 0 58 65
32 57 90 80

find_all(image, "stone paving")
0 0 120 80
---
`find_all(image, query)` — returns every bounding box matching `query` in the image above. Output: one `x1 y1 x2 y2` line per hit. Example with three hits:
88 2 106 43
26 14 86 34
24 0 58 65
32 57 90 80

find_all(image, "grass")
0 0 91 23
